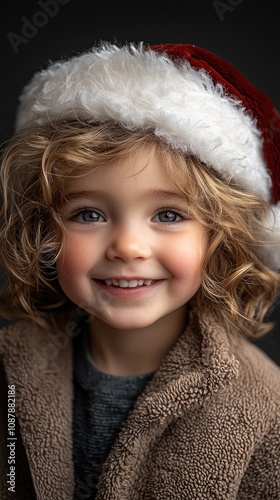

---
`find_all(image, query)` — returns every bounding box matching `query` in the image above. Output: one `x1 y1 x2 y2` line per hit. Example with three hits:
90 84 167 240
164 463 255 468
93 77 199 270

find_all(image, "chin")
96 313 159 331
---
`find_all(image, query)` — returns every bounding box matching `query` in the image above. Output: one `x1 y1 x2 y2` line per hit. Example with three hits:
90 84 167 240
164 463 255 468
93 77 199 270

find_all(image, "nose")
105 225 152 262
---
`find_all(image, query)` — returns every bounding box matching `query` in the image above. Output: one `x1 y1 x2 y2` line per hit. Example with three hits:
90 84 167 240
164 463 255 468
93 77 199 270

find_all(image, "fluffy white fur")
15 43 280 268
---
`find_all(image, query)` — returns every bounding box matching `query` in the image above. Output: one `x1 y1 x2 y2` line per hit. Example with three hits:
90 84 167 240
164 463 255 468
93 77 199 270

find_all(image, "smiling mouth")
99 279 157 288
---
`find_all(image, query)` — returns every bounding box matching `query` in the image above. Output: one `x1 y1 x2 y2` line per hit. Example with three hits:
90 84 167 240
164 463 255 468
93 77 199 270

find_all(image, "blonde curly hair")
0 121 279 336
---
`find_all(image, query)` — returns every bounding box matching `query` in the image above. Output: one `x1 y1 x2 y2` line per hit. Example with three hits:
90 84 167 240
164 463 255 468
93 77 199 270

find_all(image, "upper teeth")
104 279 154 288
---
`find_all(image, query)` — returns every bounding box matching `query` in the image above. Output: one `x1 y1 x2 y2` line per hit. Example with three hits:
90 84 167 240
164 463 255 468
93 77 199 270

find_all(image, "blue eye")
75 210 105 223
153 210 183 223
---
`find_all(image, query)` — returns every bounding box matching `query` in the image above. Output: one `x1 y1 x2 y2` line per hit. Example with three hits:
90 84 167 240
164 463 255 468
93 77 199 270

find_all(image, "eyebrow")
63 189 188 203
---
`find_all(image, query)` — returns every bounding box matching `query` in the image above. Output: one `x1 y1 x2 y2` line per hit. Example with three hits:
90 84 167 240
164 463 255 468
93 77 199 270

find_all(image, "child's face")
57 150 208 330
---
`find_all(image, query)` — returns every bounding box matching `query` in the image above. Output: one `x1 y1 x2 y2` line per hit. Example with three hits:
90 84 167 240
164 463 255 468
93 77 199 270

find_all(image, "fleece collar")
0 310 239 498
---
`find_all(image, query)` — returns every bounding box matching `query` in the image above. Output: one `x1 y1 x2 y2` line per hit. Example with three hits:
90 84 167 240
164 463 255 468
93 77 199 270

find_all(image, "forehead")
63 148 185 196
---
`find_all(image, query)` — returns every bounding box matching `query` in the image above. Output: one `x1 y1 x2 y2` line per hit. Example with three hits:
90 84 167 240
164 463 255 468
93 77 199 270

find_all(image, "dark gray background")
0 0 279 364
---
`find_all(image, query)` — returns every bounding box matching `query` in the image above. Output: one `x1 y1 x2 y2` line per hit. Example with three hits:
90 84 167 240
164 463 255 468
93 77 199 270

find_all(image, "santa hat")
15 42 280 269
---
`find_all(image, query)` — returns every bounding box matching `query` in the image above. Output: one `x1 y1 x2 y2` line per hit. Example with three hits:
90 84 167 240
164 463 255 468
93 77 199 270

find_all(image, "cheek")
164 234 207 280
57 235 94 276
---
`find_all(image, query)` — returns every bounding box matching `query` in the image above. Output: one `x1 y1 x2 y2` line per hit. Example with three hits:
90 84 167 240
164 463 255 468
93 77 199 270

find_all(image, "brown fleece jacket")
0 310 280 500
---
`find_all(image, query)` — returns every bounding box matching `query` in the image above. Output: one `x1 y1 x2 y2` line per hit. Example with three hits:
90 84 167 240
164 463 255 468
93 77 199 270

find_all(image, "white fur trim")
16 43 272 202
259 202 280 269
15 43 280 268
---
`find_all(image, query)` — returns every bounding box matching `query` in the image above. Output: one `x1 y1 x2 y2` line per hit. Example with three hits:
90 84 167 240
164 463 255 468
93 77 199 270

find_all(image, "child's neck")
87 306 187 377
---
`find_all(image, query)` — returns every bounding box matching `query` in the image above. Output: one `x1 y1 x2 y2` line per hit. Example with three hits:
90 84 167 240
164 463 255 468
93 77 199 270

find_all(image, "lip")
93 278 164 298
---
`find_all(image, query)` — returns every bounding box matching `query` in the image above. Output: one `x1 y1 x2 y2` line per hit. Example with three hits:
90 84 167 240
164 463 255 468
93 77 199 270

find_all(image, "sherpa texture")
14 43 280 268
0 310 280 499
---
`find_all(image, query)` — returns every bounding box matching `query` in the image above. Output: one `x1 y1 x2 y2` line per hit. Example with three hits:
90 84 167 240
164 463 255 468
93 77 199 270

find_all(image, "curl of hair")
0 121 279 334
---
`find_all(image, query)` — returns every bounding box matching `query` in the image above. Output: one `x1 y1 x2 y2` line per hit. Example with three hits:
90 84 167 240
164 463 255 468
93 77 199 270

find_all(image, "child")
0 42 280 500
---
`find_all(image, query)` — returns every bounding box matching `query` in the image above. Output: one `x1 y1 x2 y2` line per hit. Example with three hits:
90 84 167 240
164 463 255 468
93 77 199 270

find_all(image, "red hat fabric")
151 43 280 205
14 42 280 268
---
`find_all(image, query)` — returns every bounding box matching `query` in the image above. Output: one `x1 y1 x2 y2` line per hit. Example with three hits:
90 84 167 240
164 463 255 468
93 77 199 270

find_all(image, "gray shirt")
72 331 154 500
